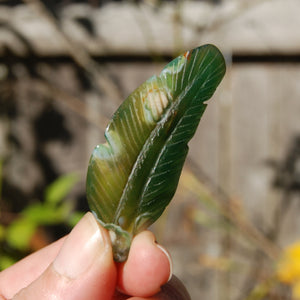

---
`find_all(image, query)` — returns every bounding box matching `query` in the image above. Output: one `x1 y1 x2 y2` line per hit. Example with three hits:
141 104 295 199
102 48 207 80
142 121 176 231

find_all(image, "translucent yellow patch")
277 241 300 299
277 242 300 283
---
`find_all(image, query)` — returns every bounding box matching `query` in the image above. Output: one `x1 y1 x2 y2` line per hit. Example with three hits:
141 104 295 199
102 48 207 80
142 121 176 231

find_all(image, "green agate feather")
86 44 226 261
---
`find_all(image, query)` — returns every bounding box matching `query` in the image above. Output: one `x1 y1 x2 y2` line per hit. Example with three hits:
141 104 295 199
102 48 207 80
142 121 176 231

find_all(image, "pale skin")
0 212 173 300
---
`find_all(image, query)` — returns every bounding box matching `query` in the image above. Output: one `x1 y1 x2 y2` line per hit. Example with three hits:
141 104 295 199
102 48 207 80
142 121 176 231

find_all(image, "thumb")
12 213 117 300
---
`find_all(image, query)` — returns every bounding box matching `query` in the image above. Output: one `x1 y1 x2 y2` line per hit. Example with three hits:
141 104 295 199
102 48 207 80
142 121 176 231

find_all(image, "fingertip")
117 231 172 298
12 213 117 300
155 244 173 282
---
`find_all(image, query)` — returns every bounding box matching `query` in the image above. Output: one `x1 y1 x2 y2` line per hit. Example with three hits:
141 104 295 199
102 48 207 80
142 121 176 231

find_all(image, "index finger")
116 231 172 298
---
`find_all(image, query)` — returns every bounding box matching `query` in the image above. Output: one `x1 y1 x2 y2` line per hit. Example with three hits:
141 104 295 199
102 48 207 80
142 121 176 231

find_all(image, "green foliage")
67 211 85 228
0 173 84 270
0 254 16 270
45 173 79 207
6 218 36 251
0 160 2 200
0 224 5 242
86 44 226 261
22 202 72 225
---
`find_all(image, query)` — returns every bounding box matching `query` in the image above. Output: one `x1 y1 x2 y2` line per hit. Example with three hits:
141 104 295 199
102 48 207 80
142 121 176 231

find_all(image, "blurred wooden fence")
0 1 299 299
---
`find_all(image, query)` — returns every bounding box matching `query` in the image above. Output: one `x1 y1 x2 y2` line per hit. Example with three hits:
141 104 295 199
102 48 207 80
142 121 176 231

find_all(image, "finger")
12 212 117 300
0 237 66 299
117 231 172 298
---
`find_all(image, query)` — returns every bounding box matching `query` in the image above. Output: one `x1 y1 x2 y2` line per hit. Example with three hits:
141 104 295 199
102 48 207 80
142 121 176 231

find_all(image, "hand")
0 212 180 300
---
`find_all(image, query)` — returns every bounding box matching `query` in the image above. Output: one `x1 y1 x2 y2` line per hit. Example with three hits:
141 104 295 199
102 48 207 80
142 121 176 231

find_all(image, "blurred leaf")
67 211 85 227
23 202 73 225
0 254 16 270
244 277 277 300
6 218 36 251
0 159 2 200
44 173 79 206
0 224 5 242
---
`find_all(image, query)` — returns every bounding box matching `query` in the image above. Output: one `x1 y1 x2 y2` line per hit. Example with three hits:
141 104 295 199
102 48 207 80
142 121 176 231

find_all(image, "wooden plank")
0 0 299 56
